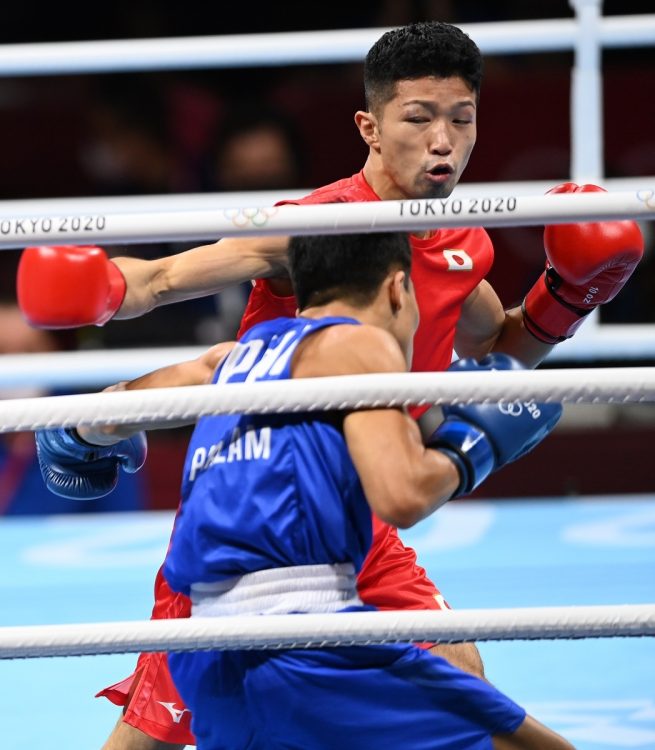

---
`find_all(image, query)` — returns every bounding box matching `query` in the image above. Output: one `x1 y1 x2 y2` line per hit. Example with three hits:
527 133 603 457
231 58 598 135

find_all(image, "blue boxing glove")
35 427 147 500
429 353 562 498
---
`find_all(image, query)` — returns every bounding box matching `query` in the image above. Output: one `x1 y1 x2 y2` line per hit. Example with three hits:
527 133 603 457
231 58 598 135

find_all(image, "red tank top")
238 169 493 374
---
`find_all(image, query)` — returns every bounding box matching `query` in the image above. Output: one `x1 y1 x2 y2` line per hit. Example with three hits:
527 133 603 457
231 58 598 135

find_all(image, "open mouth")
428 165 453 176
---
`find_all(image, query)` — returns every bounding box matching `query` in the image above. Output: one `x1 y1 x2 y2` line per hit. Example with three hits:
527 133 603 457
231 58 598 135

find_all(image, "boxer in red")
19 21 642 750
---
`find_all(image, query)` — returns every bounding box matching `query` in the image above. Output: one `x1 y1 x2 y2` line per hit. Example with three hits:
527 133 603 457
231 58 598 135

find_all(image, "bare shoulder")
197 341 236 373
293 323 407 378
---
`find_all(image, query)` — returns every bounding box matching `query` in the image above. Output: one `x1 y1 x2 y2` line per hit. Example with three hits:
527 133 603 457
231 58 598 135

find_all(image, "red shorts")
97 516 449 745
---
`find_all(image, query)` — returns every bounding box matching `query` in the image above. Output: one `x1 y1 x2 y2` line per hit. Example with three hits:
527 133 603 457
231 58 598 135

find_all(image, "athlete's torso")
238 169 494 374
163 316 372 596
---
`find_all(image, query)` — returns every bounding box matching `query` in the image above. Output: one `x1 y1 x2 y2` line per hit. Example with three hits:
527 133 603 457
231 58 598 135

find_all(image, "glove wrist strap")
55 427 95 452
522 270 593 345
64 427 98 448
428 419 495 498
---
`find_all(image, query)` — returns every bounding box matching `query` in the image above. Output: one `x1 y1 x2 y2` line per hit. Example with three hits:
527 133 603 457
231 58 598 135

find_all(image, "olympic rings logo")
222 207 279 228
498 400 524 417
497 400 542 419
637 190 655 210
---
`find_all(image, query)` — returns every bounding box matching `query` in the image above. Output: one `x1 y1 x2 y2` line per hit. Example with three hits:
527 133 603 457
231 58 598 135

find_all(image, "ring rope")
0 17 651 77
1 178 654 217
1 368 654 434
2 604 653 660
0 192 652 250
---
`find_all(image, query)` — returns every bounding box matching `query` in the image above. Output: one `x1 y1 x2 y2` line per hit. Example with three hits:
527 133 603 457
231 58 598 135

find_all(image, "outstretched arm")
77 340 236 444
35 341 235 500
112 236 290 319
18 236 290 327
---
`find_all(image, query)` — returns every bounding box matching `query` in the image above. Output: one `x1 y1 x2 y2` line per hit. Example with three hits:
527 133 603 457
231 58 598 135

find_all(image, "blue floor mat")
1 495 653 749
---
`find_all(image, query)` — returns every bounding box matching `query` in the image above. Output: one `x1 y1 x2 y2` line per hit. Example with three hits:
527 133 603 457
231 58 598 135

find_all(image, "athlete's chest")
409 228 493 312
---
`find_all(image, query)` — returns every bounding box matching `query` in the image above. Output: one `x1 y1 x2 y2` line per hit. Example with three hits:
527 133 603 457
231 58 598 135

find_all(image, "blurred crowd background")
0 1 653 513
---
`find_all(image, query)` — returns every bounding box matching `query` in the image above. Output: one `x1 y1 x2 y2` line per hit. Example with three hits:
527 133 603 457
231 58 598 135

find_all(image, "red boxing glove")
17 245 126 328
522 183 644 344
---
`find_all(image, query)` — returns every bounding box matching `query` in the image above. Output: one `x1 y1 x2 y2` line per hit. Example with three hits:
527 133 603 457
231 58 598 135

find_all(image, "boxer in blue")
36 232 574 750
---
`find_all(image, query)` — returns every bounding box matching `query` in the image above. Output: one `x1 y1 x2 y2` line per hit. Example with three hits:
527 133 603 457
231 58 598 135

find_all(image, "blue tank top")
164 316 373 596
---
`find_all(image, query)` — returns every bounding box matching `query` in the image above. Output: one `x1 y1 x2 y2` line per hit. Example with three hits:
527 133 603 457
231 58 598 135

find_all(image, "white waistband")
190 563 363 617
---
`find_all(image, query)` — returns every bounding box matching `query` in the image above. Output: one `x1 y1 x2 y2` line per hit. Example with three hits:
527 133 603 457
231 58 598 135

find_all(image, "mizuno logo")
157 701 191 723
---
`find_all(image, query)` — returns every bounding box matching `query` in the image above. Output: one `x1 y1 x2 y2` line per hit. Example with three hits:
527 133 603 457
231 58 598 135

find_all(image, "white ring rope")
0 17 652 76
0 185 653 371
1 178 654 217
1 604 653 659
0 191 652 249
0 368 654 434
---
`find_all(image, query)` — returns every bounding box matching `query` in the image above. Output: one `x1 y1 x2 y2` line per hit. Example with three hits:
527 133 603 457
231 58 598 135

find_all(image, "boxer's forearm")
77 341 235 445
113 235 290 319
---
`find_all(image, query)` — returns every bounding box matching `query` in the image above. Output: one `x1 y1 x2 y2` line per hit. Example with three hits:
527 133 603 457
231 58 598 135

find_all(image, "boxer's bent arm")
77 341 235 445
455 280 553 368
292 324 460 528
345 407 460 528
491 306 554 368
454 280 505 359
112 236 290 319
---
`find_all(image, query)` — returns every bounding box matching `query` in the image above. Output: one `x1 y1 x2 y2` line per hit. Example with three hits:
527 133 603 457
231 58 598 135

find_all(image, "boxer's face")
358 76 477 202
